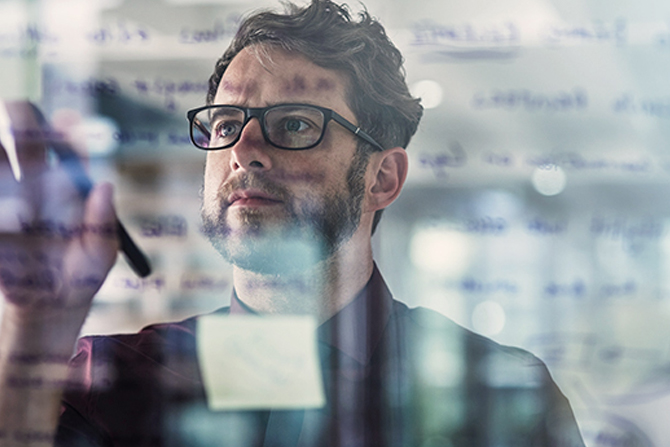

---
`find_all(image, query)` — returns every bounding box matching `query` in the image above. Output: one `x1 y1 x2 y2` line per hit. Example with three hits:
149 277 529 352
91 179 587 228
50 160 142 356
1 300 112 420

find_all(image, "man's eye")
282 118 310 133
213 120 241 138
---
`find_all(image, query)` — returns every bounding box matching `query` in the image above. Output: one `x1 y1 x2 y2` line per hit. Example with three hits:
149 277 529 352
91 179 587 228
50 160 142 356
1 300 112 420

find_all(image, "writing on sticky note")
197 315 325 411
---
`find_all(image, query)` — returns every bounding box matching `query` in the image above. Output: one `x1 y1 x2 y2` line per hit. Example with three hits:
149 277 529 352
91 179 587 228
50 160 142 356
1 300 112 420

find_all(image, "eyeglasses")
186 103 384 151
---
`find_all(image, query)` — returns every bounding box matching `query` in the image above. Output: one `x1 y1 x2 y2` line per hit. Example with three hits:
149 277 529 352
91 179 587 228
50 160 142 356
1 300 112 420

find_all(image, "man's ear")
366 147 408 212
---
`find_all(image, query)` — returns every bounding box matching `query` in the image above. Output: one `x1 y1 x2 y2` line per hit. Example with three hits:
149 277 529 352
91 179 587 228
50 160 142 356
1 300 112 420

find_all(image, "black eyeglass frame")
186 103 385 152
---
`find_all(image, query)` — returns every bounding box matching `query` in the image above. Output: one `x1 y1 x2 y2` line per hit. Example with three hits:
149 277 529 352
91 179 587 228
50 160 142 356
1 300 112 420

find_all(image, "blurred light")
474 189 523 218
410 227 472 276
422 349 463 388
472 300 506 336
73 116 119 156
411 80 443 109
531 164 566 196
52 109 119 157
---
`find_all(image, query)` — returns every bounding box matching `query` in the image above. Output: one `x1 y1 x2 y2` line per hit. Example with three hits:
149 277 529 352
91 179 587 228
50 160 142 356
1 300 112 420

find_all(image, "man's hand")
0 179 118 331
0 101 119 446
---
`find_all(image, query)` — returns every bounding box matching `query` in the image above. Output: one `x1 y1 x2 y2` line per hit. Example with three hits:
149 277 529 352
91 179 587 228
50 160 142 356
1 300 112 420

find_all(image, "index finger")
2 100 50 179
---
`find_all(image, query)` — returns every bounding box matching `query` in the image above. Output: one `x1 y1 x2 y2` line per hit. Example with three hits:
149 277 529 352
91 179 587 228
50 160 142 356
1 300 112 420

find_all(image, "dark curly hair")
207 0 423 232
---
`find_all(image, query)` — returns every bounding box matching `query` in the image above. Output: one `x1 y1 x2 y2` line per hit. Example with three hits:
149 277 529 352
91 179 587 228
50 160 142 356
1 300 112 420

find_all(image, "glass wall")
3 0 670 445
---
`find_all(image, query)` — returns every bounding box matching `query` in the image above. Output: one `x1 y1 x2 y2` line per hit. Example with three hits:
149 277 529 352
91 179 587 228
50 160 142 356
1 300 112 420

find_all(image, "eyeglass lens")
191 105 326 150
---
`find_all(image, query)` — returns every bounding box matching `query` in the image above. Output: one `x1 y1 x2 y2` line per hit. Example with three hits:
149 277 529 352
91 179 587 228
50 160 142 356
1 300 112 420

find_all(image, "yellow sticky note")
197 314 326 411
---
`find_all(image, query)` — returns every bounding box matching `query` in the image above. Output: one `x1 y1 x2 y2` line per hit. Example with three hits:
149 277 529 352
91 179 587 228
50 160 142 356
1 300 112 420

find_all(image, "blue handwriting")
180 274 229 291
0 268 56 291
613 92 670 119
0 250 56 269
411 20 519 46
545 279 586 299
527 217 567 235
544 279 638 299
133 77 208 111
543 19 626 45
114 275 166 292
526 152 651 174
0 23 57 45
138 215 188 238
0 23 58 58
88 21 149 45
114 130 159 145
601 280 637 299
460 277 518 294
44 77 120 97
418 143 467 177
410 20 520 60
590 217 663 241
43 76 209 111
464 216 507 235
179 16 241 44
110 130 191 146
472 88 588 112
482 152 515 167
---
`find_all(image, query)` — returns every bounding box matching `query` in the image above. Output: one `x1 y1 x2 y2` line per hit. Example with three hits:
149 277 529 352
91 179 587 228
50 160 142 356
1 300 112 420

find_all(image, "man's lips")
227 189 283 207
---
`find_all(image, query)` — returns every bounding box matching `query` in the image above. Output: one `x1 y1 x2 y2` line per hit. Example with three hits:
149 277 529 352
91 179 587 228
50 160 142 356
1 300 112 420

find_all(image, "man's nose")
229 117 272 171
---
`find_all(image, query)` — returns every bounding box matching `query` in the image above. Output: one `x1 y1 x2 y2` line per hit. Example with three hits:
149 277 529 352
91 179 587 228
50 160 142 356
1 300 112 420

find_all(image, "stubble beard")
201 149 369 275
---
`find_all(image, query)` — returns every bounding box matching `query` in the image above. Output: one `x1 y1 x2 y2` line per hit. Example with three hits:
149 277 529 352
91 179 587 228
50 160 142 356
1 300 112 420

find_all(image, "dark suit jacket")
56 266 584 447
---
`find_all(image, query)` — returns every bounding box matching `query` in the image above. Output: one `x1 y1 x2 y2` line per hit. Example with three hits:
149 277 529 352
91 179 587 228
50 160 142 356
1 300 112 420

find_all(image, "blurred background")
3 0 670 445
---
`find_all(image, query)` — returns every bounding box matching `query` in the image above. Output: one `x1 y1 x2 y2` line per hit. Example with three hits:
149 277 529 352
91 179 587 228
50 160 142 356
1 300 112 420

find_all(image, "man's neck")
231 234 374 323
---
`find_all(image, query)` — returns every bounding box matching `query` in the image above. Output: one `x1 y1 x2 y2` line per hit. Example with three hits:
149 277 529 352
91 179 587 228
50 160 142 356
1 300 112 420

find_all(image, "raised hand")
0 101 119 446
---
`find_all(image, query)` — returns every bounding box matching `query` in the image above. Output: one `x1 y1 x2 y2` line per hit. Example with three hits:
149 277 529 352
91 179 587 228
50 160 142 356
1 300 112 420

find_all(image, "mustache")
217 173 293 207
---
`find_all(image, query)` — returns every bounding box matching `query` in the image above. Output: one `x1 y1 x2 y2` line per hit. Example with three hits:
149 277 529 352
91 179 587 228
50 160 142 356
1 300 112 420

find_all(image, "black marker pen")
28 103 152 278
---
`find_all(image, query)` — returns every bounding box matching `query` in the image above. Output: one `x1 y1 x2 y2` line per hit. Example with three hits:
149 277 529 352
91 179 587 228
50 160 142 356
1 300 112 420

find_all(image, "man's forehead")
283 75 338 94
218 76 336 95
219 79 257 97
218 76 341 101
214 47 347 105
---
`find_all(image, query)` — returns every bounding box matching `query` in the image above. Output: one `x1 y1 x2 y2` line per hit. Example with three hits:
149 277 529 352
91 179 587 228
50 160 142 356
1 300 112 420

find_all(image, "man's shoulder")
389 302 584 447
395 303 547 376
74 307 231 363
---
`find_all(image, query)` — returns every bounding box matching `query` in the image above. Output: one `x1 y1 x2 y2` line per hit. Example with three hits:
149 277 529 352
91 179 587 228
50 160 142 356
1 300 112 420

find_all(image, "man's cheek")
293 193 328 220
201 195 220 219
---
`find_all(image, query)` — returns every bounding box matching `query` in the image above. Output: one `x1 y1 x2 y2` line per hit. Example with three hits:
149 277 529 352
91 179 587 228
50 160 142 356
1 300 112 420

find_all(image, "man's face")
201 45 369 274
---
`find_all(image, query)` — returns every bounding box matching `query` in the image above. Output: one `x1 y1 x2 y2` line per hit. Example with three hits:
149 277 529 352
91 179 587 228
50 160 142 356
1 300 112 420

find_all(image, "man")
0 1 584 446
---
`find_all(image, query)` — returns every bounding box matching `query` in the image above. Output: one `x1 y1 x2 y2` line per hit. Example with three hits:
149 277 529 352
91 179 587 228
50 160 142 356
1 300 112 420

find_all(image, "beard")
201 149 369 275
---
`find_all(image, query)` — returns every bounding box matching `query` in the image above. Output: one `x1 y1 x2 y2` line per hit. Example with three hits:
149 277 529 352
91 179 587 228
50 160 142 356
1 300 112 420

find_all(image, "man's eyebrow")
210 107 241 121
